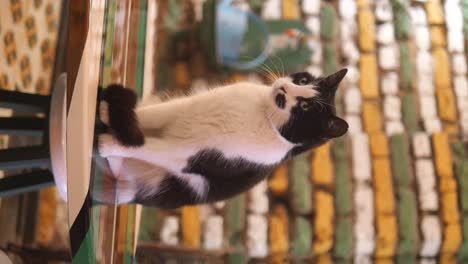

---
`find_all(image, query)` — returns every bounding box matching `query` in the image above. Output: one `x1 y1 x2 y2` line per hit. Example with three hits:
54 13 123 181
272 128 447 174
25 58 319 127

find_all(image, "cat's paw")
98 134 119 158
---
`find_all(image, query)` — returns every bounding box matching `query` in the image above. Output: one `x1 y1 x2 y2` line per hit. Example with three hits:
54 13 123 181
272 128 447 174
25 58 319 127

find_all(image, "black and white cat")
97 69 349 208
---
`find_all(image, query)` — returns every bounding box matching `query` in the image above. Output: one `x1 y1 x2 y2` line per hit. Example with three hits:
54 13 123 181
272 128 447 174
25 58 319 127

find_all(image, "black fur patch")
289 72 317 85
132 149 275 208
102 84 145 147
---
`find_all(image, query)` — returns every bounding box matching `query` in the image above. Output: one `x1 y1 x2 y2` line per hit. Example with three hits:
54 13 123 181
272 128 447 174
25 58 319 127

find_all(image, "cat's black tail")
101 84 145 147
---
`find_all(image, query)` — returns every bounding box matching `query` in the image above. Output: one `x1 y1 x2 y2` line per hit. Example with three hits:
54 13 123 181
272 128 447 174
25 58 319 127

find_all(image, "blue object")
216 0 270 70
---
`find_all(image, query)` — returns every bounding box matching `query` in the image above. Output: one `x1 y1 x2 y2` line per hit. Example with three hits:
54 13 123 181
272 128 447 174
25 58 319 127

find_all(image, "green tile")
333 137 352 216
390 134 414 187
320 4 336 40
396 255 417 264
291 153 313 214
333 217 353 258
453 142 468 211
399 42 413 92
226 194 246 264
402 93 419 133
458 216 468 260
397 188 419 255
392 0 411 39
292 216 312 262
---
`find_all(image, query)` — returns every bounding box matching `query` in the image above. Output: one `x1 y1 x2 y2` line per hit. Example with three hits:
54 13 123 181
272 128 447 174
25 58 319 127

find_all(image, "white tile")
416 51 434 75
454 75 468 97
261 0 281 20
412 133 432 157
339 0 357 19
341 40 360 64
307 39 322 64
420 215 442 257
203 215 224 249
354 255 373 264
410 6 427 26
444 0 463 32
160 216 179 245
419 95 438 119
379 45 399 70
247 215 268 257
305 16 321 36
249 180 269 214
419 191 439 211
345 114 363 135
375 0 393 22
306 65 323 77
381 72 399 95
447 30 465 52
420 259 437 264
423 118 442 133
302 0 321 15
452 53 467 75
383 95 402 120
417 74 435 95
376 23 396 45
415 26 431 51
344 87 362 114
354 184 375 224
340 20 358 41
415 159 437 191
386 120 405 136
351 134 371 181
343 65 360 85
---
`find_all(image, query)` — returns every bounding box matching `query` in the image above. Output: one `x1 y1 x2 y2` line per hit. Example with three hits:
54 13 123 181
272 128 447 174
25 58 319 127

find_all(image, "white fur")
100 80 319 201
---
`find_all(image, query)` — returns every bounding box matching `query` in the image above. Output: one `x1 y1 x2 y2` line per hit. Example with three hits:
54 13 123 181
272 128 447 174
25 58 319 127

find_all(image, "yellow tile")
363 102 383 134
273 204 289 232
433 48 452 90
316 254 333 264
312 143 333 186
436 89 458 122
358 9 376 52
439 177 457 193
360 54 379 99
181 206 201 248
269 216 289 254
375 215 398 257
442 223 462 253
443 124 459 137
441 192 461 224
426 0 445 25
375 258 394 264
433 133 454 178
357 0 370 8
269 164 289 195
440 254 458 264
313 191 334 254
373 158 396 213
282 0 300 19
430 26 447 47
370 133 389 157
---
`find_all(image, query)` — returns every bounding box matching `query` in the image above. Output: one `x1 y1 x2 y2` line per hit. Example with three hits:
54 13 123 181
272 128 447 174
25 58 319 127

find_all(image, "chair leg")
0 146 50 170
0 169 54 197
0 89 50 113
0 117 46 136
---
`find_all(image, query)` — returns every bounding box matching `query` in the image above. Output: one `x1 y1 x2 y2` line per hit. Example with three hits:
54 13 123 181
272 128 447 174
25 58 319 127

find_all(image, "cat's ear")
324 116 348 138
318 68 348 93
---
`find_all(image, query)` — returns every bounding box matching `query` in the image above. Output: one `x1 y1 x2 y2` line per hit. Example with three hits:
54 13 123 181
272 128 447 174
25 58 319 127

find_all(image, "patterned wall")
143 0 468 263
0 0 60 95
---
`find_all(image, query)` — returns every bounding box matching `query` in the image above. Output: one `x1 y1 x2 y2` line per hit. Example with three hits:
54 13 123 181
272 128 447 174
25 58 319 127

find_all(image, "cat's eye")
300 101 309 110
298 77 308 85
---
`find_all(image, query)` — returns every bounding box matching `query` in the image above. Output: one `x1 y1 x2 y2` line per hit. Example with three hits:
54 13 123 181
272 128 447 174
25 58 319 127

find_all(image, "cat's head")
268 69 348 150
